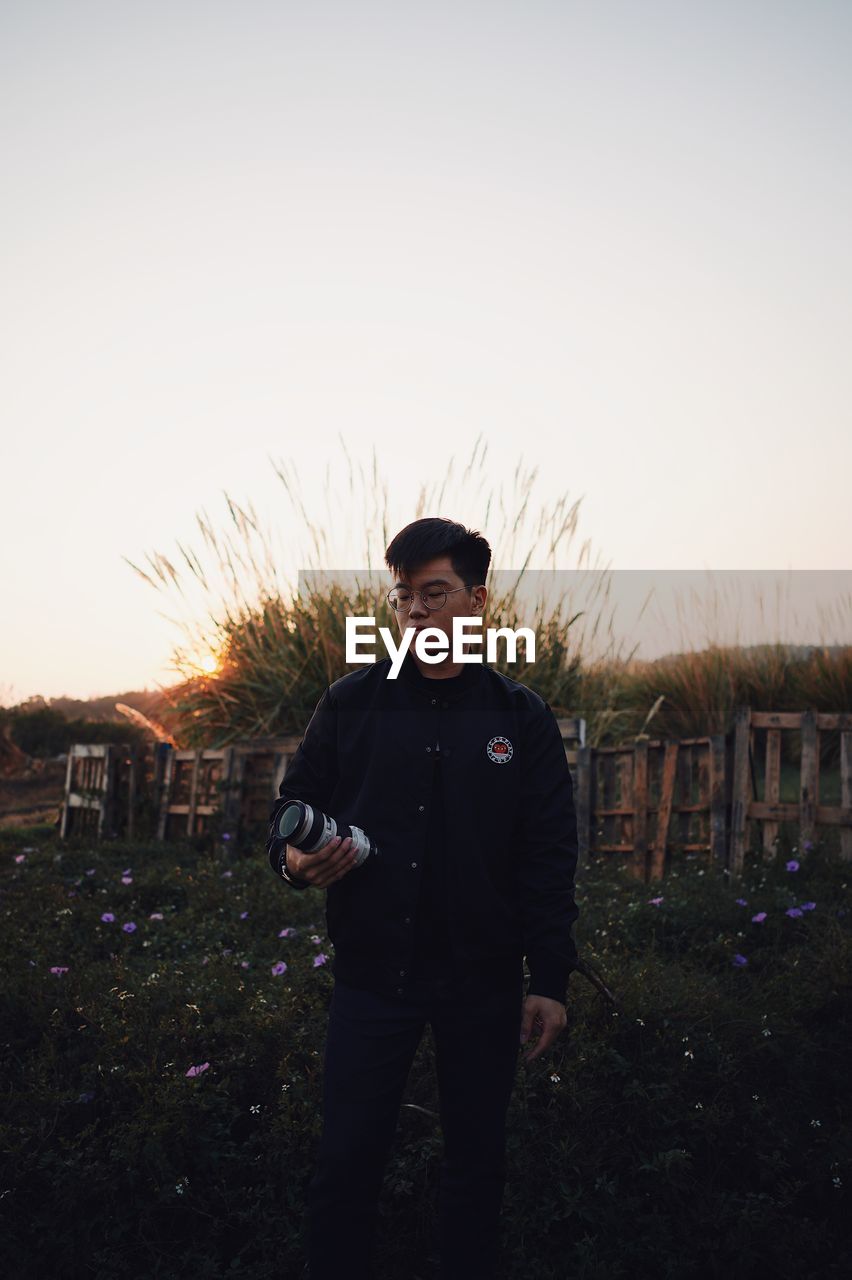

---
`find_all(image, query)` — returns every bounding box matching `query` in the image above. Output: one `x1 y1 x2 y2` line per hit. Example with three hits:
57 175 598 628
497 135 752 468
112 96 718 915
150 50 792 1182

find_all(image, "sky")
2 0 850 703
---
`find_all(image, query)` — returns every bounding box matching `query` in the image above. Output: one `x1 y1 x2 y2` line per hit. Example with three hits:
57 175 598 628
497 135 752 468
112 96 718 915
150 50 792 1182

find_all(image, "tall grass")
124 435 629 746
124 437 851 750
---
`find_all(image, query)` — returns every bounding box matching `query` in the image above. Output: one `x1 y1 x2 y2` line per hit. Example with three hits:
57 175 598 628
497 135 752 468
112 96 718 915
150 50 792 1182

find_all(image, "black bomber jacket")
265 647 580 1004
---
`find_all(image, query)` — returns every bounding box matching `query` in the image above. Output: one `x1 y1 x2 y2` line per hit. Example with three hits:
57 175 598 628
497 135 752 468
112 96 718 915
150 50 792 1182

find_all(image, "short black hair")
384 517 491 588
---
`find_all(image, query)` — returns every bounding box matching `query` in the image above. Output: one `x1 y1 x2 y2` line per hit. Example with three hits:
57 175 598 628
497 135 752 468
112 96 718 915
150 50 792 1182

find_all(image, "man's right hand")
286 835 359 889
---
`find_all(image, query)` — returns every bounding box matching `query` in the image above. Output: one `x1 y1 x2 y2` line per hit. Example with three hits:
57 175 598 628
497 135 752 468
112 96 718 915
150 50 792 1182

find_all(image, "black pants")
307 968 525 1280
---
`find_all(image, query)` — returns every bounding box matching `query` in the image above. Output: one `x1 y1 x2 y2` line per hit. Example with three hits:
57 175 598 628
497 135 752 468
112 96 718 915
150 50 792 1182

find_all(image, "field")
1 823 850 1279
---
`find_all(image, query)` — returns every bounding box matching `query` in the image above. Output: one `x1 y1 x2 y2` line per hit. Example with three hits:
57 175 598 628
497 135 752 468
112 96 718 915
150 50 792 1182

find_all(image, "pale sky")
2 0 850 703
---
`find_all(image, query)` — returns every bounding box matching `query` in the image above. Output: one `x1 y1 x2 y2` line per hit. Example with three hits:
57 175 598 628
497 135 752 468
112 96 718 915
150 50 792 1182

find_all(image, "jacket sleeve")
266 685 339 890
515 698 580 1003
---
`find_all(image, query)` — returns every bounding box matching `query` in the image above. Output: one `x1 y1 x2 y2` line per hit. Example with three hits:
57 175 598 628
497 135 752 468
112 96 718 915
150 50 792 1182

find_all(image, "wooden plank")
697 743 710 855
633 740 648 880
750 712 803 730
750 712 852 732
842 732 852 862
815 804 852 825
800 708 818 849
186 751 202 836
615 750 635 874
223 749 246 832
601 753 616 857
763 728 781 860
651 740 678 880
709 733 727 865
575 744 591 869
99 744 116 838
816 713 852 732
60 749 75 839
730 706 751 877
751 801 801 822
127 746 137 840
157 750 176 840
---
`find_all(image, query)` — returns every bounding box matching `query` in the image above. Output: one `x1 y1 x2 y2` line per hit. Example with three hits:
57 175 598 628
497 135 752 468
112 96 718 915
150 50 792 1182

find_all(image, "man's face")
389 555 487 660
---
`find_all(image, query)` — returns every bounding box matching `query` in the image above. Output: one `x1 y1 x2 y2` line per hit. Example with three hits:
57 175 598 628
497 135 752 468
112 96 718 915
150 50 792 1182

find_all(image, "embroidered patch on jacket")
486 736 514 764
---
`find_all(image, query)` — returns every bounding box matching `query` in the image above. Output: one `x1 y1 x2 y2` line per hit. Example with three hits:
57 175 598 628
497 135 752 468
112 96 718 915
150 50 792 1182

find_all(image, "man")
266 517 580 1280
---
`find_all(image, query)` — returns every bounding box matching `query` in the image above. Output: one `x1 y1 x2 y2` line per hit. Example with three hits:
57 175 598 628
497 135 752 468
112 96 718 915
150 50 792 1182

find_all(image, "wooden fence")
729 708 852 873
61 707 852 878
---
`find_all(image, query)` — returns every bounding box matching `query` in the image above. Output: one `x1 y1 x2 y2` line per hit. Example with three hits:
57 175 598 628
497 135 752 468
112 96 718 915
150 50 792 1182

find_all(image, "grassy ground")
1 824 850 1279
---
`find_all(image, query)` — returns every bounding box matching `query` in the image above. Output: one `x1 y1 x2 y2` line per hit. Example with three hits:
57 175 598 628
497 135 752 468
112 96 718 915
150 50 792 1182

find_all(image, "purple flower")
751 912 767 924
278 927 296 938
649 896 664 906
222 833 231 841
735 898 748 906
121 875 133 885
221 870 233 879
240 911 249 920
732 954 748 967
240 960 250 969
313 953 329 968
801 901 816 911
122 921 137 933
14 854 26 864
803 840 814 852
786 860 799 872
785 907 803 918
123 867 132 875
271 961 288 976
101 912 115 923
50 965 69 975
185 1062 210 1078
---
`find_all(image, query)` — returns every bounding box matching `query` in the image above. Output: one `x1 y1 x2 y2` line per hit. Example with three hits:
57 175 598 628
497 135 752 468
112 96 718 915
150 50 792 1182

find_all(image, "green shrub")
1 826 849 1278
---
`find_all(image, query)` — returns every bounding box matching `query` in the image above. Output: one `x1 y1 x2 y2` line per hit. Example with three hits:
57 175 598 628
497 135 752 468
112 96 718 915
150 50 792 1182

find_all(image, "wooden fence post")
730 705 752 877
633 738 648 880
799 708 818 851
650 740 678 880
709 733 727 866
841 729 852 862
575 744 591 869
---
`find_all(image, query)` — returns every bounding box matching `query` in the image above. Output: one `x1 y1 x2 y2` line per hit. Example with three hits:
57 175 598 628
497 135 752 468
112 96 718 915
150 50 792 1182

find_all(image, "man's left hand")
519 994 567 1063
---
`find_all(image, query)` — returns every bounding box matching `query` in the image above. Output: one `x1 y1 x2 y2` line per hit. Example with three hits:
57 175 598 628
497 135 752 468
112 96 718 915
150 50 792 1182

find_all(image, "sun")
200 654 218 674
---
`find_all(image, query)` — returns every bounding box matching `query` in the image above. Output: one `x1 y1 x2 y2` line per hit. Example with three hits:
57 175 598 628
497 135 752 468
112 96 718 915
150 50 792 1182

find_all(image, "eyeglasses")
386 585 473 612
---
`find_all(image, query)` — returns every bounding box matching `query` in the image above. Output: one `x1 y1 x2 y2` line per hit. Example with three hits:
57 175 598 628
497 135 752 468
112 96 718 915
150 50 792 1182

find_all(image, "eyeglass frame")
386 584 480 613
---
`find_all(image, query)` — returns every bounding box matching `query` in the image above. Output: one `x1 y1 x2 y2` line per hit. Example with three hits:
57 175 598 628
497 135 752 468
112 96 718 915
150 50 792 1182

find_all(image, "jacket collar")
397 647 483 703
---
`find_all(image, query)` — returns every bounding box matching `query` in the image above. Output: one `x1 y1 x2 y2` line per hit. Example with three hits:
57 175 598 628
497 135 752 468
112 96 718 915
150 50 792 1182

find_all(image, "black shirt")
405 661 469 989
267 648 580 1004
